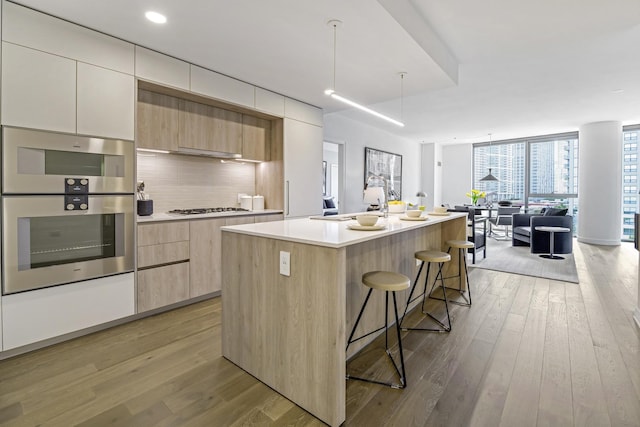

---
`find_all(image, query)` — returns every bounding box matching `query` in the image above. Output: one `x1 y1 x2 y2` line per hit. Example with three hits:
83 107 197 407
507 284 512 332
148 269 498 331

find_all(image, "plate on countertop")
428 212 450 216
347 224 386 231
400 216 428 221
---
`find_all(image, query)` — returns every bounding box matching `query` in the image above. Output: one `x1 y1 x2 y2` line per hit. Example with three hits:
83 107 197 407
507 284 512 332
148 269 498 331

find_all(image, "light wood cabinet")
179 100 243 154
189 218 225 297
138 221 189 246
137 90 181 151
137 263 190 312
242 115 271 161
137 221 190 312
1 42 76 133
254 213 284 223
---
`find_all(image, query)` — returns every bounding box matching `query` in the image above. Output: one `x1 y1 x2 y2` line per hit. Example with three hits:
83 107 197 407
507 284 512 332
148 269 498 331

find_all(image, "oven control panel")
65 194 88 210
65 178 89 194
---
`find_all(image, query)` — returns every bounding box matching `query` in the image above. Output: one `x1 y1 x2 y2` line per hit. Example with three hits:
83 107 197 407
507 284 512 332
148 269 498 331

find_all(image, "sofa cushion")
543 207 568 216
514 226 531 237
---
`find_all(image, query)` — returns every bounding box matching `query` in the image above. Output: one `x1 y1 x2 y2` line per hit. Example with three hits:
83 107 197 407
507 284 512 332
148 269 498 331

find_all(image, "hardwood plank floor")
0 241 639 426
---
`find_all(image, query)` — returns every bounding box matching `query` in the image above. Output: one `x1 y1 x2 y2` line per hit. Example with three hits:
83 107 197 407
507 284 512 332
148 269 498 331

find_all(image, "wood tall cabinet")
137 89 180 151
179 100 243 154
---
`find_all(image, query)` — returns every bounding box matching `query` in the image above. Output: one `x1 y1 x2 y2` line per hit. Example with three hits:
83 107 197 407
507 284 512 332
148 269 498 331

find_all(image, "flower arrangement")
465 189 486 205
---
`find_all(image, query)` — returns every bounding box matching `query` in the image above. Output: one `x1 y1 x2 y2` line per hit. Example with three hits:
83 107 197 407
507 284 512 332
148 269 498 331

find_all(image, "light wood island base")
221 214 466 426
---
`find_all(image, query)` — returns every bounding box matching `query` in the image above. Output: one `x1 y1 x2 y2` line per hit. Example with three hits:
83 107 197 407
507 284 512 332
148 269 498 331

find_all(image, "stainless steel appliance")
1 126 135 294
2 126 134 194
168 207 249 215
2 195 135 294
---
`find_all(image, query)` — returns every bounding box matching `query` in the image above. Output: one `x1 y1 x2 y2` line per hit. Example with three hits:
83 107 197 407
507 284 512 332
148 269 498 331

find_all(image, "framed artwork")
364 147 402 200
322 161 327 195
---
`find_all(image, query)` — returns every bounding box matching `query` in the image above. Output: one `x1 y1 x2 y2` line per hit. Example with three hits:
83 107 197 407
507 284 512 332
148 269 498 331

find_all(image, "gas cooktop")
168 207 250 215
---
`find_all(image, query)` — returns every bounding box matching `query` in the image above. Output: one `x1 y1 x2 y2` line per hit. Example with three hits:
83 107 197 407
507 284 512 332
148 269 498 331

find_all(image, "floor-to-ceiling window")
621 126 639 241
473 132 579 231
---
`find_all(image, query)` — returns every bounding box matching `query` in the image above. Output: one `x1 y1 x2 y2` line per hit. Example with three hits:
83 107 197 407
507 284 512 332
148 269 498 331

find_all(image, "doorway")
323 141 345 214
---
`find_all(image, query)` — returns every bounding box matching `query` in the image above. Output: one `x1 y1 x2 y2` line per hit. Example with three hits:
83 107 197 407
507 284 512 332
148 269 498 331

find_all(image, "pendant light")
325 20 404 127
480 133 499 182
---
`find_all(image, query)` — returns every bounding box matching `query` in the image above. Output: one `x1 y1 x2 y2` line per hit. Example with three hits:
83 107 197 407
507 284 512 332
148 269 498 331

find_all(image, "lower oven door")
2 195 134 294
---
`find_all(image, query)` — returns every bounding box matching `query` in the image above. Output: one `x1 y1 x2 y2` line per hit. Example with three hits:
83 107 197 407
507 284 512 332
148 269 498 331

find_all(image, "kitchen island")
221 212 467 426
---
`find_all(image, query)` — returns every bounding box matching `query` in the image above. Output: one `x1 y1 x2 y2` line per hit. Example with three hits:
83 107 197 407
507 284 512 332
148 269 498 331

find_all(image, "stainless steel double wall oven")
2 127 135 294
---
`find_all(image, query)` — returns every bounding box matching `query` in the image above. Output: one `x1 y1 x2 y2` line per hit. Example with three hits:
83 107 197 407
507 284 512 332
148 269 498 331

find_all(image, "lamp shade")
363 187 385 205
480 168 498 181
416 191 426 197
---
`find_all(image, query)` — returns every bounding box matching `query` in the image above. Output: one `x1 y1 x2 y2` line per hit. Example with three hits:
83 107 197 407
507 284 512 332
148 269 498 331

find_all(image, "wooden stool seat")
415 250 451 263
446 240 474 250
362 271 410 292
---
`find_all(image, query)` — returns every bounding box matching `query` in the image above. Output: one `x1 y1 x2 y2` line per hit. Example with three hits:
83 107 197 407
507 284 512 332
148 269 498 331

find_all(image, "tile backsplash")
137 153 256 213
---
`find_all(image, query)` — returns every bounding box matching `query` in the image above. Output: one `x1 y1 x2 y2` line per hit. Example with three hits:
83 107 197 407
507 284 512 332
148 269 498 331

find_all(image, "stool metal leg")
346 289 407 389
430 247 472 307
402 261 451 333
400 260 431 326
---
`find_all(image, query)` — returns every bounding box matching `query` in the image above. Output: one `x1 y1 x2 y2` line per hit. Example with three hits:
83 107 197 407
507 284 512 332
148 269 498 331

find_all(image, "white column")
578 121 622 245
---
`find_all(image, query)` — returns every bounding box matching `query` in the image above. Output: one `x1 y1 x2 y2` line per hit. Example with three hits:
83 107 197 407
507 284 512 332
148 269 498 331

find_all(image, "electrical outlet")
279 251 290 276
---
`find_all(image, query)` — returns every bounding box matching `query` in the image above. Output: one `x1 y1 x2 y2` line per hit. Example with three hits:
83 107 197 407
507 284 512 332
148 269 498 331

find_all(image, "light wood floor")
1 241 639 426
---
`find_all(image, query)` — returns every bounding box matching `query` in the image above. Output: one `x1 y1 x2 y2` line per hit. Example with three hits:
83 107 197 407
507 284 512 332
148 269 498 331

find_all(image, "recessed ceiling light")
145 11 167 24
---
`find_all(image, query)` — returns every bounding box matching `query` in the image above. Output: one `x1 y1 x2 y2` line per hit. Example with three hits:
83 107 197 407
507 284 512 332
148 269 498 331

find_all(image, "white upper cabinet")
2 2 134 74
135 46 190 90
190 65 254 108
255 87 285 117
284 97 323 127
1 42 76 133
77 63 135 140
283 118 323 218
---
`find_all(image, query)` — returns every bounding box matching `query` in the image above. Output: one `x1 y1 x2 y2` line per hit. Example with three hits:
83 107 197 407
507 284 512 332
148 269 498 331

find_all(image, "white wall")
323 114 422 213
441 143 473 207
323 142 339 198
420 143 443 211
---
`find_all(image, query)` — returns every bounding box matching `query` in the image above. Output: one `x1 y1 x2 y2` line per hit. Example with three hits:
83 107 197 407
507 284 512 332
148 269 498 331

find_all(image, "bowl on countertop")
356 215 379 226
405 210 422 218
434 206 448 214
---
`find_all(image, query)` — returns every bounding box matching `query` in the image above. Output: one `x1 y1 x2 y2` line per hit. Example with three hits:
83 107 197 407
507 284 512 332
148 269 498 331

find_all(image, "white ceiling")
10 0 640 144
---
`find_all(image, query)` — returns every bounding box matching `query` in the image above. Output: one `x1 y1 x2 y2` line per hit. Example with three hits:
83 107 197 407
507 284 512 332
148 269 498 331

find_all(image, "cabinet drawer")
138 241 189 268
137 262 189 312
138 221 189 246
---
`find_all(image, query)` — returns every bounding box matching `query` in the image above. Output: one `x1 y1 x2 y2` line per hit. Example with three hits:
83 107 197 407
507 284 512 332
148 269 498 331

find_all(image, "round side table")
535 226 571 260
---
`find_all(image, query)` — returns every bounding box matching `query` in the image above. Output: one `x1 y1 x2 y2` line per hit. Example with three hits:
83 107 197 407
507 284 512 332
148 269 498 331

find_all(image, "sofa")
322 196 338 216
512 210 573 254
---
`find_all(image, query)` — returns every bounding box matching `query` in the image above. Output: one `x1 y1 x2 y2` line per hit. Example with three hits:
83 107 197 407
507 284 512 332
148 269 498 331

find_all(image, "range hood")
175 147 242 159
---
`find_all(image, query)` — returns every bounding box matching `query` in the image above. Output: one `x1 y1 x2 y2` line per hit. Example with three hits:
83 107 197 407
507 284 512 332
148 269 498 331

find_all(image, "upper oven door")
2 195 135 294
2 126 134 194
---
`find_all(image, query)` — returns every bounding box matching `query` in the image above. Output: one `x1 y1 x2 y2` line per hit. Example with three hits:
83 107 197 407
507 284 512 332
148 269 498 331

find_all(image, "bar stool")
346 270 410 389
429 240 474 307
400 250 452 333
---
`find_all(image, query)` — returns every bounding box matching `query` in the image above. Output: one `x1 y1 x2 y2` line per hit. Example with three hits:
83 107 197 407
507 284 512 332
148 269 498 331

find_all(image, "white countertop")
137 209 283 223
221 212 467 248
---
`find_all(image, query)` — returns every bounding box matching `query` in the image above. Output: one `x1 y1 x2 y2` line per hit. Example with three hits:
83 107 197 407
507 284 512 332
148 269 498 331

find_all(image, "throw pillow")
543 207 568 216
324 197 336 209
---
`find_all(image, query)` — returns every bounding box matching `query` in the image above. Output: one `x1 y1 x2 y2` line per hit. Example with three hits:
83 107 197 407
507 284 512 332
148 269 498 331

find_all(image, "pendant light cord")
332 22 337 91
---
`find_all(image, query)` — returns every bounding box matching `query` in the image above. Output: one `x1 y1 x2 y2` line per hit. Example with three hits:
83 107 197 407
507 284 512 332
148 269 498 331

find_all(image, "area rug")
470 238 579 283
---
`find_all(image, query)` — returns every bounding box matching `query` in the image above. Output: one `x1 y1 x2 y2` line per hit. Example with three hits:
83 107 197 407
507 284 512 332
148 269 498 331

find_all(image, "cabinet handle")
285 180 290 216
